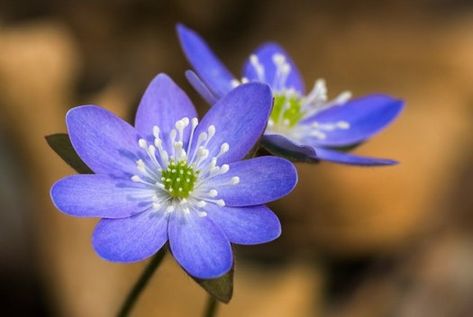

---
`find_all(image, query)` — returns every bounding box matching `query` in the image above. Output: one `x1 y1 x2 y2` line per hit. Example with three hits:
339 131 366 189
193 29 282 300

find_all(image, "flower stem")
203 295 219 317
117 248 166 317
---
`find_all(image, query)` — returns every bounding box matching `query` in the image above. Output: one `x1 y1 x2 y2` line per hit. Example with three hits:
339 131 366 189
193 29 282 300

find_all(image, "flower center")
161 160 198 198
270 93 305 128
237 52 354 141
130 117 240 216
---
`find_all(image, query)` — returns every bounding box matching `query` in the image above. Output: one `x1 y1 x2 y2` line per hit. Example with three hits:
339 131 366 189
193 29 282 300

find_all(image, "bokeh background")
1 0 472 316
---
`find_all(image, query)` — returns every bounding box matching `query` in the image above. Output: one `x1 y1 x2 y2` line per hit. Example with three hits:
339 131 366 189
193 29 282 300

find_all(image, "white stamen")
153 126 160 138
138 138 148 149
203 125 216 149
250 54 266 81
186 117 199 155
334 91 352 105
175 118 189 143
219 143 229 155
131 117 241 220
281 63 291 75
136 159 146 172
310 130 326 140
272 53 285 65
131 175 143 183
230 79 240 88
271 53 291 89
219 164 229 174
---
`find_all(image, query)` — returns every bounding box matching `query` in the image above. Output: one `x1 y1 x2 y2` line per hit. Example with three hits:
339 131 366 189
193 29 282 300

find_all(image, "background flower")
177 24 404 166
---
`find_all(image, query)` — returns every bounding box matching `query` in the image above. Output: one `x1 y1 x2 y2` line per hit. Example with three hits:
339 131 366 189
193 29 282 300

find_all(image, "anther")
310 131 326 139
231 176 240 185
148 145 156 156
335 91 352 105
153 126 160 138
131 175 142 182
219 143 229 155
138 139 148 149
281 63 291 74
249 54 259 65
230 79 240 88
136 159 146 172
337 121 350 129
219 164 229 174
272 53 286 65
207 125 216 138
208 189 218 197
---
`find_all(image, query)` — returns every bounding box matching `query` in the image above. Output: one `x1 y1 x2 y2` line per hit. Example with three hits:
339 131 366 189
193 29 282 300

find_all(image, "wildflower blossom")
177 24 404 166
50 74 297 278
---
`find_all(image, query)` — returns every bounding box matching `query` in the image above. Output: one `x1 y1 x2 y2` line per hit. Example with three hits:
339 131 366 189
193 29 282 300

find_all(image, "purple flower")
50 74 297 279
177 24 404 166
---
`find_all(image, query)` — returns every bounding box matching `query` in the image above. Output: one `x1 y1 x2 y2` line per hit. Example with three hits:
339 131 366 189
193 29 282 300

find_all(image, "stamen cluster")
130 117 239 216
245 53 353 142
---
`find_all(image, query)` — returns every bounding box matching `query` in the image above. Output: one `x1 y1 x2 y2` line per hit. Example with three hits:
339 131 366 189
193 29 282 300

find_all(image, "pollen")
270 94 305 128
161 160 198 198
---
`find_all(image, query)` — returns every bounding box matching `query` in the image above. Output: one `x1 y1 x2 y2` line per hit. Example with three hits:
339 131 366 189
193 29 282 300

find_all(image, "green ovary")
161 160 199 198
270 94 305 128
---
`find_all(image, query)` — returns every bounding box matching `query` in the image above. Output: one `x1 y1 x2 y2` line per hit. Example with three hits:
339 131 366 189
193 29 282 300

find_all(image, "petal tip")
176 22 190 35
49 179 63 212
65 104 103 131
236 82 273 108
270 156 299 193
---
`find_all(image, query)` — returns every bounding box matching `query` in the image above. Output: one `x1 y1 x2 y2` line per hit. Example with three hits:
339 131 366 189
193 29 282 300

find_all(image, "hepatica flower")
50 74 297 279
177 24 404 166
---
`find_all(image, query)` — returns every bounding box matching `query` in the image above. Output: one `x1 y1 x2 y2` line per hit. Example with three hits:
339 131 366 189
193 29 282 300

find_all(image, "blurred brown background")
0 0 472 316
